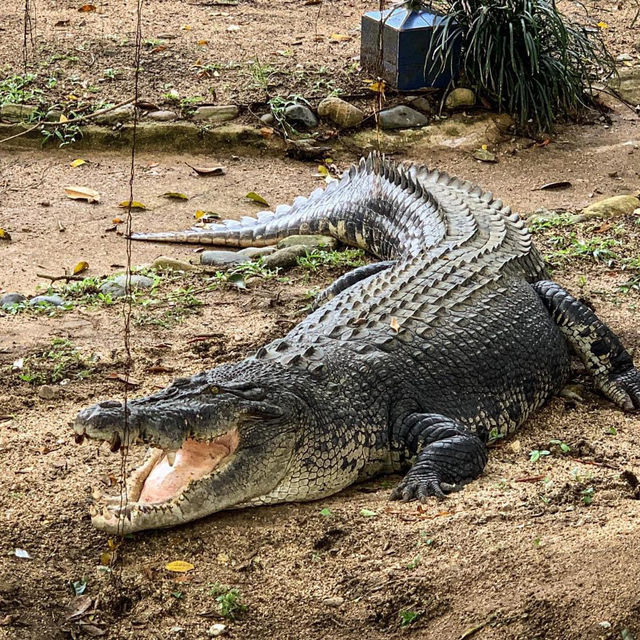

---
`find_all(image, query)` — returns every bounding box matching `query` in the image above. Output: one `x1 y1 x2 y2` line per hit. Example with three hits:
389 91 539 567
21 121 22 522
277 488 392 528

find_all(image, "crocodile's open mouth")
86 429 240 520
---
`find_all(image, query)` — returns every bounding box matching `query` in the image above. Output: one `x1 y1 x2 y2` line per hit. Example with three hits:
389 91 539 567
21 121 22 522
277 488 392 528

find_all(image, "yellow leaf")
245 191 270 206
165 560 194 573
195 209 206 219
0 229 10 239
597 21 609 29
390 317 400 332
70 158 86 168
481 144 488 150
66 94 78 101
112 217 123 224
182 24 192 30
316 165 329 177
59 114 69 123
73 261 89 275
197 39 209 45
161 192 189 200
368 80 386 93
65 185 100 203
107 538 118 550
119 201 147 210
100 552 112 565
330 33 352 42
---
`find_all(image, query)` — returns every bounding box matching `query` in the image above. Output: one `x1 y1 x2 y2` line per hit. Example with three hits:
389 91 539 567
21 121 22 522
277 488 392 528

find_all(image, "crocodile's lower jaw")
90 430 239 532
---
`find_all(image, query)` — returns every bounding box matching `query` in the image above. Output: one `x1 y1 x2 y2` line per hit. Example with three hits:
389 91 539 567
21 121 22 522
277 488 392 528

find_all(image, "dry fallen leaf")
161 192 189 200
78 3 97 11
105 373 140 388
112 217 123 224
70 158 86 168
368 80 386 93
65 186 100 203
118 200 147 210
0 228 11 242
186 163 225 176
59 114 69 123
245 191 270 206
165 560 195 573
73 261 89 275
330 33 352 42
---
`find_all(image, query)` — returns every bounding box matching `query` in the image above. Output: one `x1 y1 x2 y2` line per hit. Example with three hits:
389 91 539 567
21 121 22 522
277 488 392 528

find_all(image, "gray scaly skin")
74 154 640 533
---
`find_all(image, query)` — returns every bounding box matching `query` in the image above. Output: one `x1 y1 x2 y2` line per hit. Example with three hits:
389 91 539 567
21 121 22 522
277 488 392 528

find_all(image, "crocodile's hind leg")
390 413 488 501
533 280 640 410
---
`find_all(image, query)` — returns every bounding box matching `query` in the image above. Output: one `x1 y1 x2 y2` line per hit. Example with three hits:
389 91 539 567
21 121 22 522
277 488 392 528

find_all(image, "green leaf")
319 508 332 517
399 610 420 626
72 579 87 596
245 191 270 206
359 508 377 517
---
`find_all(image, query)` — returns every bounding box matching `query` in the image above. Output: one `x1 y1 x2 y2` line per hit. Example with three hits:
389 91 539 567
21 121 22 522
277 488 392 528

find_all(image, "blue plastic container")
361 4 459 91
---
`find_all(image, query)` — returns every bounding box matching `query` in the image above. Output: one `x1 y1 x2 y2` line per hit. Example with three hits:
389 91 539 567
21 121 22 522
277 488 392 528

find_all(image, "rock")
94 104 135 125
598 621 612 629
150 256 196 272
37 385 58 400
611 67 640 105
260 113 275 125
207 623 227 637
277 235 338 251
262 245 309 269
200 250 250 266
445 88 476 110
284 104 318 129
45 109 63 121
193 105 239 123
1 293 25 308
579 195 640 221
100 274 154 298
28 295 65 307
236 245 277 258
146 110 178 122
323 596 344 607
378 105 428 130
408 96 434 114
616 53 633 62
317 97 364 128
1 103 36 122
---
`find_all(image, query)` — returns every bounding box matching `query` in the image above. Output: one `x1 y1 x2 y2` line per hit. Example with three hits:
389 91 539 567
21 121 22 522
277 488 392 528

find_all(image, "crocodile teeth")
166 450 177 466
109 431 122 453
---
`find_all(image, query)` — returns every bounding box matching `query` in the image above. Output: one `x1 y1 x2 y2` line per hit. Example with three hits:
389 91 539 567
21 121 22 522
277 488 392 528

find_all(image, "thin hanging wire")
113 0 143 559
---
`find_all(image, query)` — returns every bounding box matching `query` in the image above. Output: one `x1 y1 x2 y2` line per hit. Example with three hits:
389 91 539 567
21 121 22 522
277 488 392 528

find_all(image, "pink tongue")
139 439 230 504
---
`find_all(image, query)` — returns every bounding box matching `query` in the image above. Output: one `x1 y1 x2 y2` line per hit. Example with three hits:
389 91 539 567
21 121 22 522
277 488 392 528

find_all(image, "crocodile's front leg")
533 280 640 410
390 413 488 501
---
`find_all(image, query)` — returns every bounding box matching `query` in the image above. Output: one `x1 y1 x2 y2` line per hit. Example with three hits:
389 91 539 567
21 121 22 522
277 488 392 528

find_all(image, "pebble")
192 105 239 123
45 109 63 121
100 274 154 298
323 596 344 607
28 295 65 307
1 293 25 308
236 245 277 258
94 104 135 125
145 110 178 122
277 235 337 251
598 621 611 629
616 53 633 62
260 113 275 125
284 104 318 129
378 105 429 129
207 623 227 637
150 256 196 272
317 97 364 128
262 245 309 269
37 385 58 400
200 250 250 266
445 88 476 109
408 96 434 114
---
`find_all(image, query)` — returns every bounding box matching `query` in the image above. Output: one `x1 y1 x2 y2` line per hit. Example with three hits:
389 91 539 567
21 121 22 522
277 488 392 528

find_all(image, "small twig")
36 272 86 283
459 613 498 640
0 98 136 145
570 457 619 470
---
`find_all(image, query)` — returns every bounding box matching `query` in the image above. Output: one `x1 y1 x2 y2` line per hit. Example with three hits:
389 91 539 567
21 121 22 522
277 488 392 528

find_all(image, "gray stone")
100 274 154 298
323 596 345 607
146 110 178 122
200 250 250 266
28 295 65 307
94 104 135 125
207 623 227 637
277 235 338 251
236 245 277 258
284 104 318 129
616 53 633 62
613 67 640 105
408 97 434 114
1 293 25 308
317 97 364 128
445 88 476 110
260 113 275 125
378 105 429 130
45 109 64 121
261 245 309 269
0 103 36 122
193 105 239 123
37 385 58 400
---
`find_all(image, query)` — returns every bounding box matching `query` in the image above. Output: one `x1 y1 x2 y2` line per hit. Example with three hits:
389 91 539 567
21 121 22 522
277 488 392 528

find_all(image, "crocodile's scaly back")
131 154 546 283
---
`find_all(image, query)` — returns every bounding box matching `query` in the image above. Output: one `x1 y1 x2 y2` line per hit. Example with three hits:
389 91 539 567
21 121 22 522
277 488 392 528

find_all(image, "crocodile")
74 154 640 533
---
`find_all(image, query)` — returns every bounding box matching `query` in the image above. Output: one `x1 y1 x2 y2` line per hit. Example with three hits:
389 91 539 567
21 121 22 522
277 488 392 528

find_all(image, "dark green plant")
426 0 616 133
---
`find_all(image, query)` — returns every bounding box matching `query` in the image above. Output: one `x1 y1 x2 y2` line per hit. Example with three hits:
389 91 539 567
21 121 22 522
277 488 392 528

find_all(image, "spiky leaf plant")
426 0 616 133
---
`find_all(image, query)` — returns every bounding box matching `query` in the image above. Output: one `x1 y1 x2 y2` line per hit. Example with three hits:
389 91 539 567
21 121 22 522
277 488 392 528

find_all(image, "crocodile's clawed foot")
390 476 462 502
602 368 640 412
